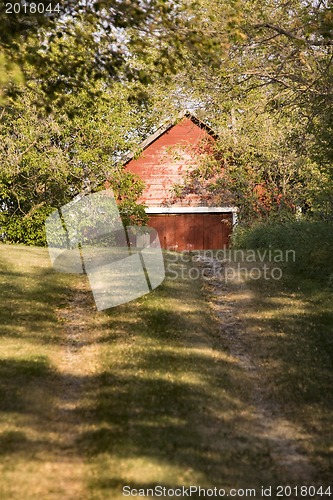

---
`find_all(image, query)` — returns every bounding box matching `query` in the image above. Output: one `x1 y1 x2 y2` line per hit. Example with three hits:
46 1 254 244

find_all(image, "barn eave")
121 110 218 167
145 206 239 226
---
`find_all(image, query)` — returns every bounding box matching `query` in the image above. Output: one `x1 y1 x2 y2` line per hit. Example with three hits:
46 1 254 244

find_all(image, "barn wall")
125 115 236 249
125 117 213 207
148 213 233 251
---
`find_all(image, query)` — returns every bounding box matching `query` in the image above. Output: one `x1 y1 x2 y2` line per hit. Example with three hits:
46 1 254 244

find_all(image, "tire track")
198 256 317 484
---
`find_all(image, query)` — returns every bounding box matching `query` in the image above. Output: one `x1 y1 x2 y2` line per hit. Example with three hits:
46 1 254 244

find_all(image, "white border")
145 206 238 226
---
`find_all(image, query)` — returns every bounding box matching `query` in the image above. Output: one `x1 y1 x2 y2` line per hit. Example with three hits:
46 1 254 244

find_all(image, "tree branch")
252 23 333 46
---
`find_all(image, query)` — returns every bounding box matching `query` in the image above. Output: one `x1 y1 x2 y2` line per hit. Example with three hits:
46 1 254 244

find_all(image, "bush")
0 206 55 246
231 220 333 281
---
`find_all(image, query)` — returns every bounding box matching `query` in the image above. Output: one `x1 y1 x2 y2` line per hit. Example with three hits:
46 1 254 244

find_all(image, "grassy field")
243 271 333 483
0 244 90 499
0 243 332 498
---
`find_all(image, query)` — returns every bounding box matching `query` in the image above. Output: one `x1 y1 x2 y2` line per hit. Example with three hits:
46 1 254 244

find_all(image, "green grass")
242 270 333 483
0 244 79 498
0 243 332 498
81 253 263 497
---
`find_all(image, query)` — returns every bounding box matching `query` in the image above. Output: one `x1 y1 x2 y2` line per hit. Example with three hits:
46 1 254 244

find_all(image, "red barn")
124 111 237 251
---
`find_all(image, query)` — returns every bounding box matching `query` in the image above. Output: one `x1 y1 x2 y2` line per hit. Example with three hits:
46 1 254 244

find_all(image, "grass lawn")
243 270 333 484
0 243 91 499
0 244 332 498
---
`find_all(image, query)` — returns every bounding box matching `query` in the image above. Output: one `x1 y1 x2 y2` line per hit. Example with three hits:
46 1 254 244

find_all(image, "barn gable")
124 112 216 207
124 111 237 250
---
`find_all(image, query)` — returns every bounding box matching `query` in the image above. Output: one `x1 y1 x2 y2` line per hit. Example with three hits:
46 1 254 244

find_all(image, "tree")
178 0 333 165
168 92 325 223
1 0 332 242
141 0 332 221
0 81 152 244
0 0 229 106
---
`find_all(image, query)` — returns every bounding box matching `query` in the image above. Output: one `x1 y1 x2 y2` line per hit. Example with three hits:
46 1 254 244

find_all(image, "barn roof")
122 110 218 166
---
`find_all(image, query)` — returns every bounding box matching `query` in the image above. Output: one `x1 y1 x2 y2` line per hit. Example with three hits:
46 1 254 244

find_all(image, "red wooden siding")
123 113 236 250
125 117 213 207
148 213 233 251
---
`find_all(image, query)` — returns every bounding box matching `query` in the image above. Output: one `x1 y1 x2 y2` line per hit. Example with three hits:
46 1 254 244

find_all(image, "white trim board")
145 206 238 226
145 206 238 214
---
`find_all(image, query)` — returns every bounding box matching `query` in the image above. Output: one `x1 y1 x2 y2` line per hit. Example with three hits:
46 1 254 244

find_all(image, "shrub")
0 206 54 246
232 220 333 281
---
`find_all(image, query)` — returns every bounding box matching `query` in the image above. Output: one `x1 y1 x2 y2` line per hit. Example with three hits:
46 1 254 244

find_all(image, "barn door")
203 214 232 249
147 213 232 251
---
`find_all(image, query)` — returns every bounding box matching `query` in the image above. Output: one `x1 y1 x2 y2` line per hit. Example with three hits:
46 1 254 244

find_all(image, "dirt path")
44 278 101 499
198 256 317 484
35 258 318 496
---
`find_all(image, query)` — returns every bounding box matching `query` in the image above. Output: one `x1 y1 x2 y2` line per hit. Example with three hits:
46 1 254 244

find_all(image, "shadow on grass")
244 276 333 406
0 262 72 345
237 271 333 483
0 251 276 494
2 248 331 494
72 257 280 491
0 349 265 485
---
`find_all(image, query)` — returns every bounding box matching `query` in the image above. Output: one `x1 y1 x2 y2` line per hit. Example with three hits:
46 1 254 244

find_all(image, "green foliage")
0 0 332 245
169 93 325 223
169 0 333 186
0 205 54 246
0 51 24 104
232 220 333 282
0 0 231 105
0 83 151 245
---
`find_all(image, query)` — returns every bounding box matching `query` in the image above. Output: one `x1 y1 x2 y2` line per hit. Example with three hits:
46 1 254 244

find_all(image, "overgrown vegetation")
232 219 333 283
1 245 332 497
0 0 332 244
0 84 152 245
